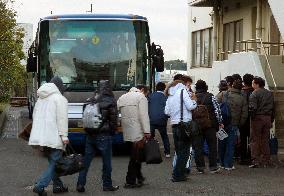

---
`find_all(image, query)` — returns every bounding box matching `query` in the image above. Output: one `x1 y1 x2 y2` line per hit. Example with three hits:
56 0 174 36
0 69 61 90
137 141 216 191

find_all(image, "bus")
26 14 164 149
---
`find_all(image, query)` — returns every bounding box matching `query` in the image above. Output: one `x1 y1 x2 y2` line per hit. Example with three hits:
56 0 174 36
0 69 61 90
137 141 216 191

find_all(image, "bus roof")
42 14 148 21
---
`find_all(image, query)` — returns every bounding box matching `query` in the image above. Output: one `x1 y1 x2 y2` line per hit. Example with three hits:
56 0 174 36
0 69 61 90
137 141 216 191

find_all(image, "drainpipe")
219 6 224 59
213 6 219 61
256 0 263 45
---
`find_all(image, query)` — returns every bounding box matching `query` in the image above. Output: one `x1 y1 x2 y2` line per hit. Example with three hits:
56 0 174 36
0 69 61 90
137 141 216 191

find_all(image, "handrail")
257 38 277 90
217 38 279 90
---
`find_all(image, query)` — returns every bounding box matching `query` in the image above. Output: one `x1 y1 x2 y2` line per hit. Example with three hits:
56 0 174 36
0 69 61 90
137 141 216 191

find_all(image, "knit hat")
50 76 65 94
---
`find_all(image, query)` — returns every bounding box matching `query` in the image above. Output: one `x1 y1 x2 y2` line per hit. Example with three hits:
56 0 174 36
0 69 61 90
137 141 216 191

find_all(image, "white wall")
189 51 266 95
187 6 213 68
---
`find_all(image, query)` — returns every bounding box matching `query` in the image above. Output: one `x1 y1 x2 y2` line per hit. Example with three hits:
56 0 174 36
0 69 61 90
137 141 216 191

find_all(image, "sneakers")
103 185 119 191
33 187 47 196
210 168 221 174
249 164 259 168
76 184 85 193
165 154 171 158
53 185 68 193
137 176 146 184
197 169 205 174
170 177 188 182
224 166 236 171
124 183 143 188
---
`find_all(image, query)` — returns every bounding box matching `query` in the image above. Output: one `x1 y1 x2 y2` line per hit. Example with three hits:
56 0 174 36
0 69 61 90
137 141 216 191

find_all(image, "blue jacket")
148 91 168 126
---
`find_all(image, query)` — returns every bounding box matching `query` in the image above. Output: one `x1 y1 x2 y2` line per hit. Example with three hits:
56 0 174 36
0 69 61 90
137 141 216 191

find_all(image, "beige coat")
117 87 150 142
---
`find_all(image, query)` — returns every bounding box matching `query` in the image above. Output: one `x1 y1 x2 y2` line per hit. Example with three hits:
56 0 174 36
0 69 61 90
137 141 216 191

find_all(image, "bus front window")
39 20 150 91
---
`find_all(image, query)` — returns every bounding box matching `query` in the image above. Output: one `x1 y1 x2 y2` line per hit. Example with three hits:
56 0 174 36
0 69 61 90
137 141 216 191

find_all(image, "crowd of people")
28 73 275 195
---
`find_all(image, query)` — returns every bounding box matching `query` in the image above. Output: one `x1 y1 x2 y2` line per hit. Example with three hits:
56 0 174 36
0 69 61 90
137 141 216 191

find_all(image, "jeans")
218 125 238 168
77 135 113 188
34 148 63 191
150 124 170 154
172 126 190 180
125 142 144 184
192 127 218 171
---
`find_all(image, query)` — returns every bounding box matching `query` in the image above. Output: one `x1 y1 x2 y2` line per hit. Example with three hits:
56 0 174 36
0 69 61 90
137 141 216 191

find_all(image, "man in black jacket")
249 77 274 168
193 80 223 173
76 80 119 192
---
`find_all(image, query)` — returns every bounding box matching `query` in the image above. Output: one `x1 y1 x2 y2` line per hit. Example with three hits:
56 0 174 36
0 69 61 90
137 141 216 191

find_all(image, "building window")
192 28 213 67
223 20 243 59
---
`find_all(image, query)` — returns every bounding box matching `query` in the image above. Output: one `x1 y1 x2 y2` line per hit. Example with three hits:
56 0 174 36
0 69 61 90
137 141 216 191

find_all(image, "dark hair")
136 84 149 94
243 73 254 86
195 79 208 91
218 80 228 91
156 82 166 91
225 76 234 86
253 76 265 88
232 74 242 82
173 74 183 81
232 79 243 90
181 75 193 84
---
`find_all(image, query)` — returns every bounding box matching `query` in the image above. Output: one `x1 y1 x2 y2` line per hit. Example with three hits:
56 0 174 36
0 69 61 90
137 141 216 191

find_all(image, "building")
17 23 33 65
187 0 284 152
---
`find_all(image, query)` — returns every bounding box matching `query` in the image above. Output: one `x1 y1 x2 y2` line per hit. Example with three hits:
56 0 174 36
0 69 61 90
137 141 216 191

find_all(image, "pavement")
1 139 284 196
1 107 284 196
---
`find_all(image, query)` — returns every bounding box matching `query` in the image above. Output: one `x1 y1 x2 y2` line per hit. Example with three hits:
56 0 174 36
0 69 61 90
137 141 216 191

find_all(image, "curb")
0 105 11 136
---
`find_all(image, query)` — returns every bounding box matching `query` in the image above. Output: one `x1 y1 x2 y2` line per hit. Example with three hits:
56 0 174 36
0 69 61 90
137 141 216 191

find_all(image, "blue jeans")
34 148 63 191
150 124 170 154
77 135 113 188
172 126 190 180
218 126 238 168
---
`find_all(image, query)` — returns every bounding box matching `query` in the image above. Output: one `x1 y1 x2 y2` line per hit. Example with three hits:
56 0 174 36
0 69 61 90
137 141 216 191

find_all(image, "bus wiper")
64 83 96 92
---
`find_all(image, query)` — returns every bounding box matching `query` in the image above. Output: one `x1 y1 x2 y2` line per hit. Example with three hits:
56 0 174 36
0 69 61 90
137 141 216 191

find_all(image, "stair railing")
257 38 277 90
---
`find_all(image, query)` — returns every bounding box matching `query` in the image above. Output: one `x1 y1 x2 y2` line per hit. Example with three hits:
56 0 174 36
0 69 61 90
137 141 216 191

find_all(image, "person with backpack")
165 76 197 182
239 74 254 165
117 85 151 188
76 80 119 192
29 76 69 196
148 82 170 158
249 76 275 168
192 80 223 174
217 79 248 170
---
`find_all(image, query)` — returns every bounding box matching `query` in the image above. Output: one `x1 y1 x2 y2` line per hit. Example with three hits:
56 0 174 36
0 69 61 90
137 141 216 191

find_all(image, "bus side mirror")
26 50 37 72
151 43 164 72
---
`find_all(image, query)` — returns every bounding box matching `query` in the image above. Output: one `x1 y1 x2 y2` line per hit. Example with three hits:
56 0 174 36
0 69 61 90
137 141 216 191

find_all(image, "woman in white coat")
29 76 69 196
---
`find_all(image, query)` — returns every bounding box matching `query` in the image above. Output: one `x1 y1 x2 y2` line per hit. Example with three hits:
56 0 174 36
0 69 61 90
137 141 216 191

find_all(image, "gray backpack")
82 103 103 133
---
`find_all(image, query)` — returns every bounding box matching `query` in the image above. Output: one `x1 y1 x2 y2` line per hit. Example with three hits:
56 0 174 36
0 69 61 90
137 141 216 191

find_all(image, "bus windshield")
39 20 150 91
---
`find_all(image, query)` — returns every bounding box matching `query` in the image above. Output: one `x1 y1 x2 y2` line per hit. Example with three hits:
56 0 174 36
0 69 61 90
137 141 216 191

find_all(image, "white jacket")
29 83 68 150
117 87 150 142
165 83 197 125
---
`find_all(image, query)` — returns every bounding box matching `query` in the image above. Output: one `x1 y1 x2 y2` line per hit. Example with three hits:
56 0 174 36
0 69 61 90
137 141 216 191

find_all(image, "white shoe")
224 166 236 171
165 154 171 158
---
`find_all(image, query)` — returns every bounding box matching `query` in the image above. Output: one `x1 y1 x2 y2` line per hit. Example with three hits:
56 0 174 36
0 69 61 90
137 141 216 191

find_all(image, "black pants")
192 127 218 171
125 142 143 184
240 119 251 162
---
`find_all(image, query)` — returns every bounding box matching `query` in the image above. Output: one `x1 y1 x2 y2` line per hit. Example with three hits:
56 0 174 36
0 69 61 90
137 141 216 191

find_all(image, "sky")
14 0 189 61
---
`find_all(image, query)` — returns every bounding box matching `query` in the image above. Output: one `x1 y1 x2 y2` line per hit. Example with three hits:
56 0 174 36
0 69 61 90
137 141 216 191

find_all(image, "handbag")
144 138 163 164
55 144 85 177
178 89 200 141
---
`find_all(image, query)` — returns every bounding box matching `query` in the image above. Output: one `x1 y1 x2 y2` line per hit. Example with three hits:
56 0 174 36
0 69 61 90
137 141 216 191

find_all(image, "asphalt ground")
1 139 284 196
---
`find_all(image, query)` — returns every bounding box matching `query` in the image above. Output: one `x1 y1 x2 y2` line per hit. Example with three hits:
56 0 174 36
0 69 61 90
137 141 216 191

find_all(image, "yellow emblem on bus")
92 35 100 45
